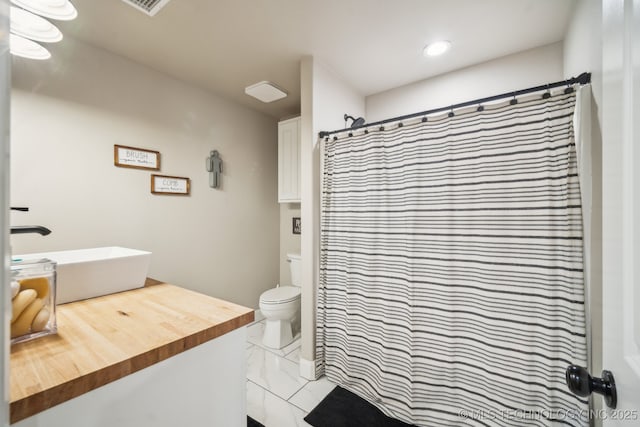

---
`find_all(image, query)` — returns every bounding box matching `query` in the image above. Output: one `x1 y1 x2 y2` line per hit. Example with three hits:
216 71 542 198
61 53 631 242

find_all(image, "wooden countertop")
9 282 254 424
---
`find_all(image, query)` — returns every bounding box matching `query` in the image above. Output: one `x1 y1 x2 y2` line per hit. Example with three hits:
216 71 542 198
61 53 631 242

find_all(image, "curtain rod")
318 72 591 139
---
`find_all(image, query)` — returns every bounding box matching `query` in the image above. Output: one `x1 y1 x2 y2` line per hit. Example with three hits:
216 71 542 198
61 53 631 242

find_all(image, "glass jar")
10 258 57 344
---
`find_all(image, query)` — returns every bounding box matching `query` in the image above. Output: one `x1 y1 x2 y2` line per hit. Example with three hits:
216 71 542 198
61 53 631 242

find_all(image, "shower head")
344 114 366 129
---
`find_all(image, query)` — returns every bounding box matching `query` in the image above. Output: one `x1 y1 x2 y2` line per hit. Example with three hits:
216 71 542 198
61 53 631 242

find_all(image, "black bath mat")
304 385 417 427
247 415 265 427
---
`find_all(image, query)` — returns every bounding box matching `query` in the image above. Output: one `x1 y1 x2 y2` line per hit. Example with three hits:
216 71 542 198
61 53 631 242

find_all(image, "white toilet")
259 253 301 349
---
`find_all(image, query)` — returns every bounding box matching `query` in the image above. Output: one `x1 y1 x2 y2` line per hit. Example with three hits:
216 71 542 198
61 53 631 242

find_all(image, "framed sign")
292 217 301 234
114 145 160 170
151 174 190 195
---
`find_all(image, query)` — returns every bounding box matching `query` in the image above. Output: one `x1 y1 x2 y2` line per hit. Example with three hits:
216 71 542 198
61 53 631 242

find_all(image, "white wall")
564 0 602 81
366 42 564 122
10 37 279 309
563 0 604 421
299 57 365 378
279 203 300 285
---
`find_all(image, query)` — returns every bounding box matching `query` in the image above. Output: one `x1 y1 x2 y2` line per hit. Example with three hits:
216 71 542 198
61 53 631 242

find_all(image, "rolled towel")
11 298 44 338
19 276 50 299
11 289 37 323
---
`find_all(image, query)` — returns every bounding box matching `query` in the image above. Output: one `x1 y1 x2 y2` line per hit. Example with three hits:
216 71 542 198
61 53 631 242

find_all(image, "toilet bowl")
259 254 301 349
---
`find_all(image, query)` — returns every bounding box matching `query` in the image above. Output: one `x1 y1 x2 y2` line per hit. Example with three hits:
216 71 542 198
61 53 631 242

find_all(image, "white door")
600 0 640 423
0 0 10 424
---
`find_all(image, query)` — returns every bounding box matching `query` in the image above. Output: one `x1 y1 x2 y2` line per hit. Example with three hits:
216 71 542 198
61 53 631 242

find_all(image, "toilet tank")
287 253 301 287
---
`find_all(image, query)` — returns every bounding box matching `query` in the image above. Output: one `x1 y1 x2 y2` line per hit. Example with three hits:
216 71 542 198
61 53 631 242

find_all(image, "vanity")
9 280 254 426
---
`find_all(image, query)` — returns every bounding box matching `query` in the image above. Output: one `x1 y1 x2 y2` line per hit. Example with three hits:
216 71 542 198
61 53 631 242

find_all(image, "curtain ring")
448 106 454 118
510 92 518 105
564 80 574 94
421 116 428 123
477 104 484 112
542 84 551 99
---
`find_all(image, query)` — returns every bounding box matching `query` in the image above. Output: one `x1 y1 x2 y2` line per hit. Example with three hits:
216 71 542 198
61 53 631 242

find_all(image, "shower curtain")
317 89 589 426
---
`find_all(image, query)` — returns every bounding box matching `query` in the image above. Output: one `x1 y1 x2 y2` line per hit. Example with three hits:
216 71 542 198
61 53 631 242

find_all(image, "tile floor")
246 317 336 427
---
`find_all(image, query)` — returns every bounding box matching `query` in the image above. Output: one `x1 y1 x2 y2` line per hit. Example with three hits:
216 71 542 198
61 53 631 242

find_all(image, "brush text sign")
114 145 160 170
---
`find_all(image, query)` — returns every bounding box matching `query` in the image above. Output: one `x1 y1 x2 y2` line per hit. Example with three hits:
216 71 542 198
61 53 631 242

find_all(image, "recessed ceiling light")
244 81 288 103
423 40 451 57
11 0 78 21
10 6 62 43
10 33 51 60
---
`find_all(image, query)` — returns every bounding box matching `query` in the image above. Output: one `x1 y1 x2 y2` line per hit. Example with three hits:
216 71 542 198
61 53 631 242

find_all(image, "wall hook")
206 150 222 189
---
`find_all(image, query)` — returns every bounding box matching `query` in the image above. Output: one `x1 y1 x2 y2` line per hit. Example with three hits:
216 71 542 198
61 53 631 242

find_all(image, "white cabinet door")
278 117 301 203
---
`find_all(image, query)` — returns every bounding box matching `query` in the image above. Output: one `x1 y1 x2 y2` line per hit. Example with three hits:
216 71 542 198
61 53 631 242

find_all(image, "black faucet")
10 226 52 236
10 207 52 236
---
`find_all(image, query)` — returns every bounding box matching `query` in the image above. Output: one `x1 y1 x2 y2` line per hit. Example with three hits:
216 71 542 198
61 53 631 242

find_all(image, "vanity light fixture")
10 6 62 43
9 0 77 60
423 40 451 57
11 0 78 21
9 33 51 60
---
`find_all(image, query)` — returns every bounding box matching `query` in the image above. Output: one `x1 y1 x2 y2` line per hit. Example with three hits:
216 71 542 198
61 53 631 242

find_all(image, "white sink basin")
15 247 151 304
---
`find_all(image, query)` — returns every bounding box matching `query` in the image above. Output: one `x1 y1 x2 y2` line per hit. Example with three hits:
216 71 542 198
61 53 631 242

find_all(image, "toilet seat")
260 286 300 304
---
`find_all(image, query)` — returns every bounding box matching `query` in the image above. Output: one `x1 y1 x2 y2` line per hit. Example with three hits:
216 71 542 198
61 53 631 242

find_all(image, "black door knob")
566 365 617 409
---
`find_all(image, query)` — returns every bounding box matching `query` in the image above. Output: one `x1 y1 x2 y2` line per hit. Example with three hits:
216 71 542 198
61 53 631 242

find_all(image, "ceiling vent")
244 81 288 103
121 0 172 17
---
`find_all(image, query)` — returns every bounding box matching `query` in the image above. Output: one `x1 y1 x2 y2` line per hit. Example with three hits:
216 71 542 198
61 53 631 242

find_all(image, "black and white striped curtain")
317 89 589 426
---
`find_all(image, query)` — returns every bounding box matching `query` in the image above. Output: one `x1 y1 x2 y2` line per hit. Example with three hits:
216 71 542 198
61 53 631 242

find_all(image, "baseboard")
252 309 265 323
299 357 317 380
